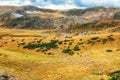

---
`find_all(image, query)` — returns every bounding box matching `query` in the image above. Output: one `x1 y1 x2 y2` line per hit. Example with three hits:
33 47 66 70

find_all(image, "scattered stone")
0 72 18 80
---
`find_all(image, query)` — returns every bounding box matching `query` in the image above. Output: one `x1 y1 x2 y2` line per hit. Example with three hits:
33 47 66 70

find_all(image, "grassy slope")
0 28 120 80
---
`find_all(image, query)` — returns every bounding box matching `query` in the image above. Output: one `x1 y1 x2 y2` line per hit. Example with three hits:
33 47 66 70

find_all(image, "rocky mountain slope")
0 6 120 33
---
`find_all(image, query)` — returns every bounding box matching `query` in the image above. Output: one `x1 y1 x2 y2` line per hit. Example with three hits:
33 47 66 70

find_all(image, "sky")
0 0 120 10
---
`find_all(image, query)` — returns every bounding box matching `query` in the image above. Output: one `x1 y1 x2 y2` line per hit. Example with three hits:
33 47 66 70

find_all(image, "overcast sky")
0 0 120 10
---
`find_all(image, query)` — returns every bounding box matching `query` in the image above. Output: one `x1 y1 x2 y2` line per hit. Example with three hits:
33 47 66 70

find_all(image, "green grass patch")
108 70 120 80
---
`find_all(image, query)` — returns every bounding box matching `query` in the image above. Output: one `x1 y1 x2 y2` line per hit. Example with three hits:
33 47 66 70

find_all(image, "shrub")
71 39 74 41
58 41 63 44
4 42 8 44
80 39 82 41
34 38 37 40
73 46 80 51
69 42 72 45
64 40 70 42
78 42 84 45
11 39 15 42
37 41 41 43
91 37 99 40
17 43 26 47
23 40 58 50
36 49 41 52
62 48 74 55
102 39 107 44
87 40 93 44
106 49 113 52
108 37 115 41
97 40 101 42
20 42 26 45
47 52 52 55
108 70 120 80
108 34 113 37
64 42 67 44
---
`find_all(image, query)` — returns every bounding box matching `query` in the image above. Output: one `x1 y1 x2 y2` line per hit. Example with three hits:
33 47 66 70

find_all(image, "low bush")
11 39 15 42
23 40 58 51
102 39 107 44
47 52 52 55
97 40 101 42
4 42 8 44
87 40 93 44
108 70 120 80
58 41 63 44
62 48 74 55
69 42 72 45
91 37 99 40
78 42 84 45
108 37 115 41
73 46 80 51
80 39 82 41
106 49 113 52
64 40 70 42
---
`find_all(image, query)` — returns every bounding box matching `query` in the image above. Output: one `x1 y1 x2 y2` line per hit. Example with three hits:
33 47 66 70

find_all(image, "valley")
0 5 120 80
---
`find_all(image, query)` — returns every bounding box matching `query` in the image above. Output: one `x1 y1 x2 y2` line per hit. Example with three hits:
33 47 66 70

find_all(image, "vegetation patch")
23 40 58 52
106 49 113 52
108 37 115 41
69 42 73 45
102 39 108 44
78 42 84 45
91 37 99 40
62 48 74 55
108 70 120 80
11 39 15 42
73 46 80 51
58 41 63 44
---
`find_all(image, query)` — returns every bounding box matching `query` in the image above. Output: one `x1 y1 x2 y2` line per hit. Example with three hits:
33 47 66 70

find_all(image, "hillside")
0 5 120 80
0 28 120 80
0 6 120 33
3 16 54 29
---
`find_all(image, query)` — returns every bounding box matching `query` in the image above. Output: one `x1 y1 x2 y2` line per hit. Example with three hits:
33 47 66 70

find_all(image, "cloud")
80 0 120 7
37 0 80 10
39 4 79 10
0 0 120 9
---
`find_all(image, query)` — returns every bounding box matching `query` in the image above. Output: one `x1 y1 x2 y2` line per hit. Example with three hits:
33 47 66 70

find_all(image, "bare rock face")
114 12 120 20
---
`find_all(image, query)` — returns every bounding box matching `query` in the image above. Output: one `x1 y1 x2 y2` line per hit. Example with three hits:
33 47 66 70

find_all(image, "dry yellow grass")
29 12 66 19
39 12 66 18
0 28 120 80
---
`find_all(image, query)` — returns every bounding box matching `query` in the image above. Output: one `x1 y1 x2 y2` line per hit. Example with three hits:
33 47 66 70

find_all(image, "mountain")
0 5 58 21
0 5 120 33
3 16 54 29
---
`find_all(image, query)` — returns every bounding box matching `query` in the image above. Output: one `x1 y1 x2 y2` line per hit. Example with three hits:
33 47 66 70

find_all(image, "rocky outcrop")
0 72 18 80
3 16 54 29
53 15 88 30
114 12 120 20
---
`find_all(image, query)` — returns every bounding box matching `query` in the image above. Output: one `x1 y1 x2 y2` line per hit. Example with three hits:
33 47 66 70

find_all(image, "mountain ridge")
0 5 120 33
